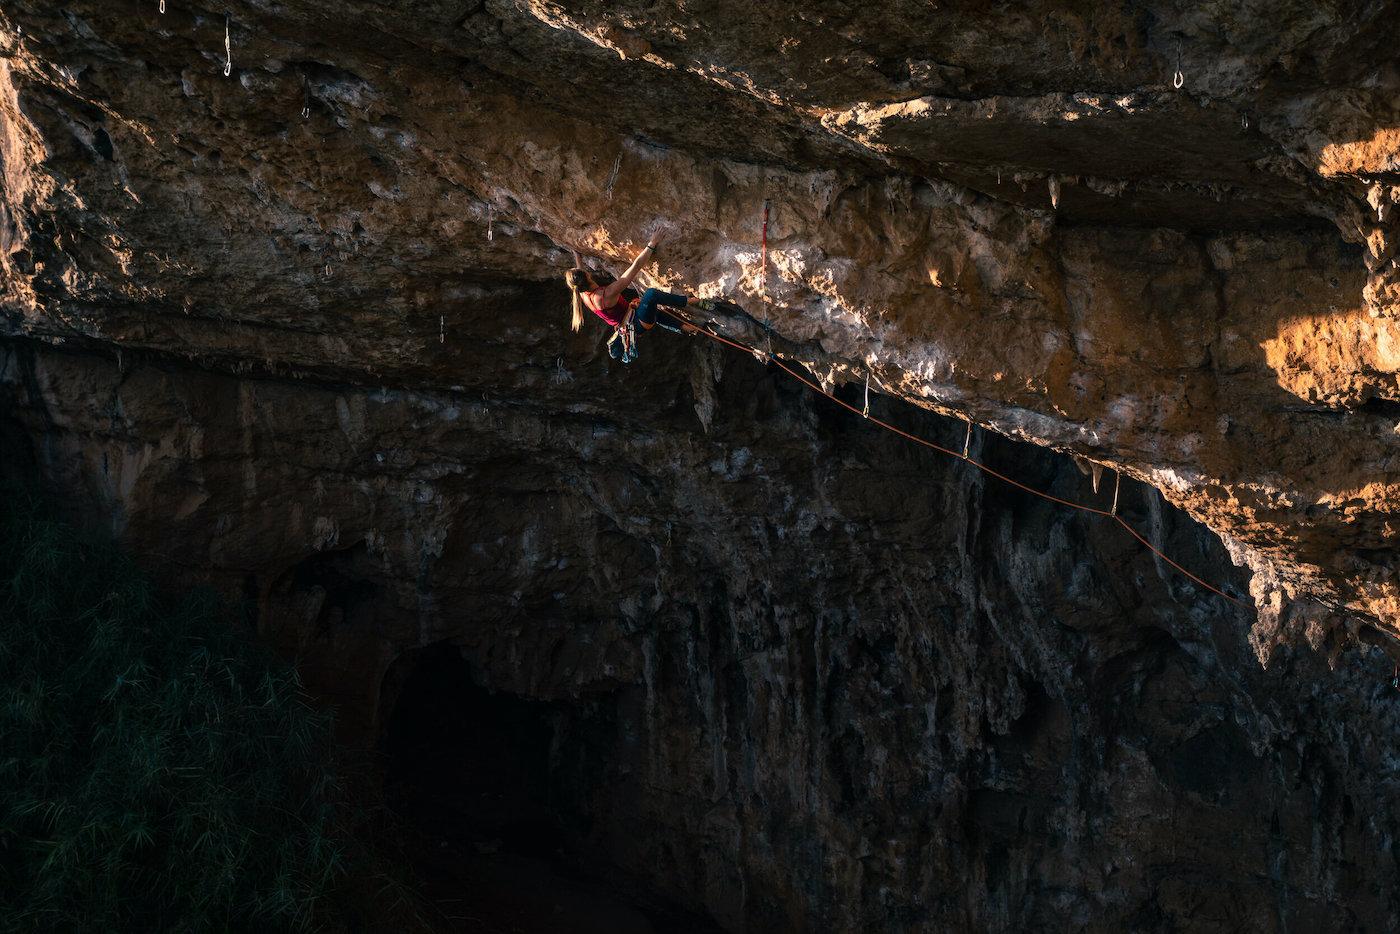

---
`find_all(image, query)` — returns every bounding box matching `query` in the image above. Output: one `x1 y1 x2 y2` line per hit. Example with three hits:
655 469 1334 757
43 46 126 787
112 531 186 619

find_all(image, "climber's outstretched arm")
600 230 663 305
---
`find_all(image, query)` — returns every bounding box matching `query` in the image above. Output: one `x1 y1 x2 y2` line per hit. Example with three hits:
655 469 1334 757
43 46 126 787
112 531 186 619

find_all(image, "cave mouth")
380 641 720 933
382 641 561 860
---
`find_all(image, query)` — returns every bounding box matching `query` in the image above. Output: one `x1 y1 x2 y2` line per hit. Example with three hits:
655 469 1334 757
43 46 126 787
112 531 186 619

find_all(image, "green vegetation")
0 487 357 932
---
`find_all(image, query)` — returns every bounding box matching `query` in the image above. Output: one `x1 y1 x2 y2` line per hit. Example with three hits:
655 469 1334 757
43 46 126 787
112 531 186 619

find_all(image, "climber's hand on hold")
647 219 679 250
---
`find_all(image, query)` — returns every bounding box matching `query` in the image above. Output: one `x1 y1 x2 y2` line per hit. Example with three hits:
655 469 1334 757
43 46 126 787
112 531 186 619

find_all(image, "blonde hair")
566 269 592 332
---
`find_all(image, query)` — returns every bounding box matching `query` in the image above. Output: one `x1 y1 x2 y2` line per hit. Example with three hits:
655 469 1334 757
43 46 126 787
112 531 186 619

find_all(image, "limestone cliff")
3 2 1400 930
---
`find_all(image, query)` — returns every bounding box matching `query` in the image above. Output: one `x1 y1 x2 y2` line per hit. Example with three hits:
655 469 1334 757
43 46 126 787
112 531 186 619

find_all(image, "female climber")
566 230 716 362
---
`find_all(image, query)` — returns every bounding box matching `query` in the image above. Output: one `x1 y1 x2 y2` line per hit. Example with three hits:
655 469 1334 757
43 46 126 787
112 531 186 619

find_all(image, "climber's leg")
634 287 689 330
654 309 687 333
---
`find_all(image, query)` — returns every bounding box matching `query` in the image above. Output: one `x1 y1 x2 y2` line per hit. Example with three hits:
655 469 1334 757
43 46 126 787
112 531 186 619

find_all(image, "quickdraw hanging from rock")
439 314 445 345
159 0 166 13
604 151 622 201
1172 40 1184 89
962 419 973 458
223 14 232 77
486 204 494 242
1110 469 1121 516
862 371 871 418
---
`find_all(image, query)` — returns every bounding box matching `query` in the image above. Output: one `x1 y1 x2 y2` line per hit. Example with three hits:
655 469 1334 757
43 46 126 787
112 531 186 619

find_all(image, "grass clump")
0 487 350 932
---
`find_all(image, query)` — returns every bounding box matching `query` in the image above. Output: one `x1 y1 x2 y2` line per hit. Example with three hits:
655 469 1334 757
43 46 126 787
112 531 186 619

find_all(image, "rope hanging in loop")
1172 40 1184 89
159 0 166 13
962 419 973 458
223 14 232 77
1110 469 1121 516
664 306 1247 608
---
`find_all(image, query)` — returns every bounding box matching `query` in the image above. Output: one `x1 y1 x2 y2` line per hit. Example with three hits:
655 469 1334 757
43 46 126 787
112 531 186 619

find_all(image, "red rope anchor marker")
760 199 770 309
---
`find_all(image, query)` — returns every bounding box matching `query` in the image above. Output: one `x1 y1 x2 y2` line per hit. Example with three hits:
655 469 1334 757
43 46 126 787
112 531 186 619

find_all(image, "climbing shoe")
607 332 623 360
691 297 719 313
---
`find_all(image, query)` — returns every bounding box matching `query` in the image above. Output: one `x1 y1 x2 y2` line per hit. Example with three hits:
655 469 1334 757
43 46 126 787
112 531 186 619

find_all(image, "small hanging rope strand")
223 15 232 77
862 371 871 418
667 308 1247 607
962 419 973 458
1110 469 1121 516
604 151 622 200
439 314 445 345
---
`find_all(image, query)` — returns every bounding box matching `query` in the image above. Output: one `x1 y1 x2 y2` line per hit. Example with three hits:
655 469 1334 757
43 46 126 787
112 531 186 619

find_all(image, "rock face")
4 1 1400 930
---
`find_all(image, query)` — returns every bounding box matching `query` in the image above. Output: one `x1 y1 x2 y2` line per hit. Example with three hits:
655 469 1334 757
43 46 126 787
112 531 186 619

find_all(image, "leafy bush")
0 487 350 932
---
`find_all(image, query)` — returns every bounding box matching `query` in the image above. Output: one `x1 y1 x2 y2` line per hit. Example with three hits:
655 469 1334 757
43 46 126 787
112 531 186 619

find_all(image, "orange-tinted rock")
5 2 1400 928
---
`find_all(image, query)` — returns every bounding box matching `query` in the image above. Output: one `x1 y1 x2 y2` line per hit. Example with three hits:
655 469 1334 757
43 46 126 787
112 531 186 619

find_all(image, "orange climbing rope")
675 313 1247 608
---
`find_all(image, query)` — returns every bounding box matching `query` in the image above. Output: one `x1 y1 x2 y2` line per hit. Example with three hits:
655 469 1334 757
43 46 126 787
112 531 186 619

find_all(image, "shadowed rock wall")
5 318 1399 930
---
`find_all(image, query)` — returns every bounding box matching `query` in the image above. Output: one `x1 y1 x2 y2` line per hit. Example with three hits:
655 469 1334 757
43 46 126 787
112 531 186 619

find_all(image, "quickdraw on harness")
608 317 638 364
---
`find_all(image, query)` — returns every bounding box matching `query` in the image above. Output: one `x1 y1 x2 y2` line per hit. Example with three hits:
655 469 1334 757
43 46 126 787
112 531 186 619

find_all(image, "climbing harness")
604 151 622 201
1110 469 1121 516
962 419 973 458
613 319 638 363
1172 40 1184 89
862 371 871 418
667 306 1246 607
223 15 232 77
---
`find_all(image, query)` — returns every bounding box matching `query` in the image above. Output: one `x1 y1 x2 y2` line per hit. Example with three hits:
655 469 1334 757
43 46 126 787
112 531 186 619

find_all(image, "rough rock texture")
4 1 1400 930
6 332 1400 931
